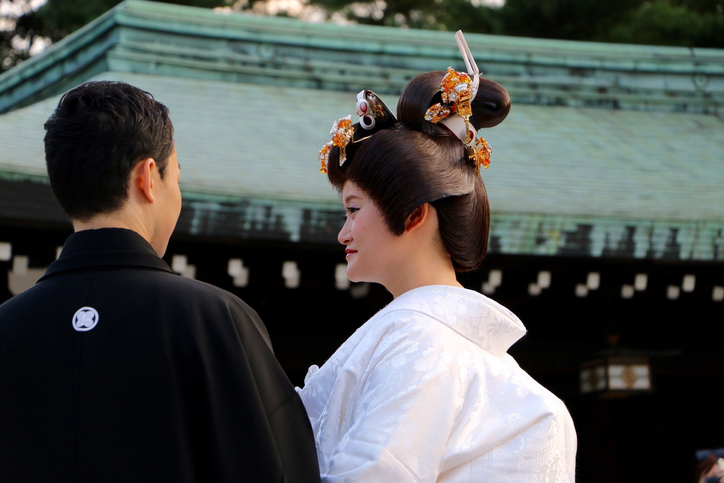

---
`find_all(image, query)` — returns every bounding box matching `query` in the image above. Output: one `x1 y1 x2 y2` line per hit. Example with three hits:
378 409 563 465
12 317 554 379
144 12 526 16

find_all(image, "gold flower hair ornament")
318 90 397 174
471 137 492 170
424 31 493 170
426 67 476 132
318 115 354 174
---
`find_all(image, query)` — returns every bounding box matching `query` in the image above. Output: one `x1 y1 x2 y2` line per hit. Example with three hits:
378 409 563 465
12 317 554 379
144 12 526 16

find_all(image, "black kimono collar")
39 228 175 282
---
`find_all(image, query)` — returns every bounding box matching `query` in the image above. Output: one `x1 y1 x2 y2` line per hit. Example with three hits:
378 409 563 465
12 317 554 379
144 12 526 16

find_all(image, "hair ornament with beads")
424 31 493 170
319 115 353 174
318 90 396 174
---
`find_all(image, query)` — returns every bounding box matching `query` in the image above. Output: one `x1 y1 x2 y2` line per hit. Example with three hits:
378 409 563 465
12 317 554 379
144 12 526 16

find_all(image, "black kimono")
0 228 320 483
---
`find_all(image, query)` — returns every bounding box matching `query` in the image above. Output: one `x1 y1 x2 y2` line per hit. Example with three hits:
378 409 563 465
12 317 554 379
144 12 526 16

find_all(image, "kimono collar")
39 228 175 282
389 285 527 358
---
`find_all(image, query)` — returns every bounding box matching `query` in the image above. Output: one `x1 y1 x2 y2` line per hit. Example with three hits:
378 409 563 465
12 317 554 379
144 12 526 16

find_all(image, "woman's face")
338 181 402 286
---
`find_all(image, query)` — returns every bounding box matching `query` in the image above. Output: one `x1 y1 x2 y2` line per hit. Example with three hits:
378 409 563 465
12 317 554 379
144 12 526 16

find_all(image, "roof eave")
0 7 123 114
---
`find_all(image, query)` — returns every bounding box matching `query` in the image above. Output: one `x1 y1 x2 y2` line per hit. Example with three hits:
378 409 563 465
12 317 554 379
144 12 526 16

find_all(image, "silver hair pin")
454 30 480 95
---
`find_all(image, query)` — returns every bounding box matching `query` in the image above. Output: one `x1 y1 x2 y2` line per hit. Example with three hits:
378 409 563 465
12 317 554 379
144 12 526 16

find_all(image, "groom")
0 81 319 482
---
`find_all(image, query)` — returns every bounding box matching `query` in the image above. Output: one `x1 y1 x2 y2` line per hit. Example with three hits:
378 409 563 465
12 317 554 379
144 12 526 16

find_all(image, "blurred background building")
1 1 723 481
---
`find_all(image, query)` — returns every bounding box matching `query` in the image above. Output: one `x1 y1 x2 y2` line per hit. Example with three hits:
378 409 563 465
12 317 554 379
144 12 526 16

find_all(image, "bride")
298 32 577 482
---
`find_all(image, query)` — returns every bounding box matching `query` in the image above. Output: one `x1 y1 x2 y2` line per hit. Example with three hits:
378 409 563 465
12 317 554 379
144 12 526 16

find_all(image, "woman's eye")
344 207 359 218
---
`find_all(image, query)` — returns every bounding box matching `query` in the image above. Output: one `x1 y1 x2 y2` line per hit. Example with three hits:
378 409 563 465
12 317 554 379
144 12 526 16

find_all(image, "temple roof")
1 0 722 261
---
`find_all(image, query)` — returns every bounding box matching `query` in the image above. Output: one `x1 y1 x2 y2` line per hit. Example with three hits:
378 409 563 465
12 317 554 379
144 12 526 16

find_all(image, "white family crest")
72 307 99 332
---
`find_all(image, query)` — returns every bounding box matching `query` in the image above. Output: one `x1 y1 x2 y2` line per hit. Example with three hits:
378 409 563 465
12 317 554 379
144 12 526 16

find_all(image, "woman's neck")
385 250 462 299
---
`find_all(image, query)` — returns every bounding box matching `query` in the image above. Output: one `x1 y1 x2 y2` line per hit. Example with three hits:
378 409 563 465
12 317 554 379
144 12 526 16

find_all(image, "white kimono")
298 285 577 482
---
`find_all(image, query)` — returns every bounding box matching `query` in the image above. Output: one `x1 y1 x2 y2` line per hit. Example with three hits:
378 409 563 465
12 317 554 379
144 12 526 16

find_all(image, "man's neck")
73 213 155 254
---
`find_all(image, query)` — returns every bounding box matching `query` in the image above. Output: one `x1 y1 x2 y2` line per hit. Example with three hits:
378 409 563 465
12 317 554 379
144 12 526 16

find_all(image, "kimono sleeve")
223 295 321 483
183 290 320 483
322 312 464 483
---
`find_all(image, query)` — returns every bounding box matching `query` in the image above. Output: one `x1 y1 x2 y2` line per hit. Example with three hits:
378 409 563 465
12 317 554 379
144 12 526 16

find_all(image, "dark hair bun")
396 70 510 133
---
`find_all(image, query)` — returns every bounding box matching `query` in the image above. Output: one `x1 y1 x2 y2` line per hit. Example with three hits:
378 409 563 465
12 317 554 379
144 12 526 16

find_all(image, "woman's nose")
338 219 351 245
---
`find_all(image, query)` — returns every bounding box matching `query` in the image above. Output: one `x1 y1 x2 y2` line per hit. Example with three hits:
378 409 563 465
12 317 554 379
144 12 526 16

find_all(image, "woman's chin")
345 266 370 284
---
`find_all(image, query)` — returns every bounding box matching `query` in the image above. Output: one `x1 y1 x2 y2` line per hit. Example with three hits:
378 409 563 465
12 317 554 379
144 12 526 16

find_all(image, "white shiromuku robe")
298 285 577 482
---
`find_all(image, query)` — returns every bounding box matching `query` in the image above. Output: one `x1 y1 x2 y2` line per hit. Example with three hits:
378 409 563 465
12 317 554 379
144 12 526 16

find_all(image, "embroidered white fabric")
298 285 577 482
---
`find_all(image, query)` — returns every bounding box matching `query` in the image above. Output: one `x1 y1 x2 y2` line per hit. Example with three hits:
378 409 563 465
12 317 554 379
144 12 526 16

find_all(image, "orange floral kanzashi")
331 117 353 148
470 136 492 170
424 103 451 123
441 67 474 130
441 68 472 102
331 116 354 167
318 115 355 173
319 143 331 173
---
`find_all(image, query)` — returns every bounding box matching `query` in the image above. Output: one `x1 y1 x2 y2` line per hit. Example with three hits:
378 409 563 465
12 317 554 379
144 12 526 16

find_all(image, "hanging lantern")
579 355 652 398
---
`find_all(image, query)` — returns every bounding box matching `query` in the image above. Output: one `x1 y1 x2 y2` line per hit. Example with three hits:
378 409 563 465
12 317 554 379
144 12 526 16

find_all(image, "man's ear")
404 203 430 233
134 158 156 203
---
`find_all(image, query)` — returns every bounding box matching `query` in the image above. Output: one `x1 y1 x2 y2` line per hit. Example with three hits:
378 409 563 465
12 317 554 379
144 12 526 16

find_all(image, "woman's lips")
345 248 357 259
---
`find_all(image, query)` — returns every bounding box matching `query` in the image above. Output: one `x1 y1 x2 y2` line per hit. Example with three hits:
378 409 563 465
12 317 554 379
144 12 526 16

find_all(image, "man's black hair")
44 81 174 221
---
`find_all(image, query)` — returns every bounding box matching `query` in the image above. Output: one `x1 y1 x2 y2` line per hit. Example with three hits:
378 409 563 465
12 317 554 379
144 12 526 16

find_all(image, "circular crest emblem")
72 307 99 332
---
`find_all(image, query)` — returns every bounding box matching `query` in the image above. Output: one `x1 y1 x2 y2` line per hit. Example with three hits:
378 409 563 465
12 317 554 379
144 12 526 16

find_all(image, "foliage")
306 0 724 48
485 0 645 41
605 0 724 48
1 0 231 72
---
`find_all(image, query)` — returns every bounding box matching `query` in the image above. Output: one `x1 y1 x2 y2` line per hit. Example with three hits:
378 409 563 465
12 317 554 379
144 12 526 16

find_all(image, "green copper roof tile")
1 0 722 114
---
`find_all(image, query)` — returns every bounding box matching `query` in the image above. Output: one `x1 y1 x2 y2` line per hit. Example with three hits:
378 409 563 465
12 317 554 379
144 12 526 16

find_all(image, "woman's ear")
404 203 430 233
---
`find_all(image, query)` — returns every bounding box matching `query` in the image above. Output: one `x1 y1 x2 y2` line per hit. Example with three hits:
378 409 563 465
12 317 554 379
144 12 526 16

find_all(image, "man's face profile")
152 145 182 257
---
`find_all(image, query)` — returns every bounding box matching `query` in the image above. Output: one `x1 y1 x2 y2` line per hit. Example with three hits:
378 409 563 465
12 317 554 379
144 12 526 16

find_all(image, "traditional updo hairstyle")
326 71 510 272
